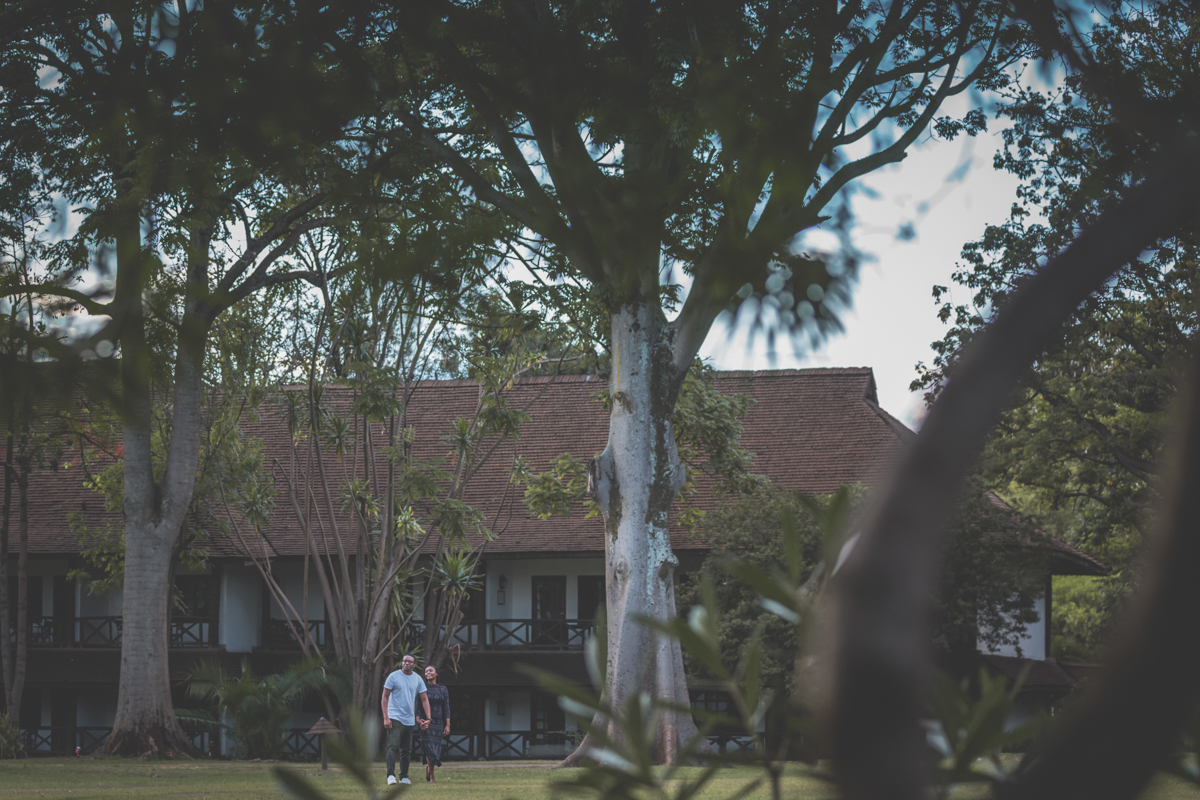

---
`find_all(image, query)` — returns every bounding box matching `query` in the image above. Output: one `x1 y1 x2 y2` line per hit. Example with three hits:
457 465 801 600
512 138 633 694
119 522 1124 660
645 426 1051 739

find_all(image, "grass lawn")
1 758 1198 800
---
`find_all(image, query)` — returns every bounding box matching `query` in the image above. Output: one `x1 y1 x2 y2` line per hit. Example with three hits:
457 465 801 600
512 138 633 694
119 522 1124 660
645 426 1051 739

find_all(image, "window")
690 691 731 714
531 691 565 744
576 575 605 620
174 575 211 617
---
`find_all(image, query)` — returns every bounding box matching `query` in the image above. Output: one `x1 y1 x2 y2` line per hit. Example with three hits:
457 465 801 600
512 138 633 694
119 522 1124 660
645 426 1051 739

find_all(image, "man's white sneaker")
399 777 412 784
387 775 398 786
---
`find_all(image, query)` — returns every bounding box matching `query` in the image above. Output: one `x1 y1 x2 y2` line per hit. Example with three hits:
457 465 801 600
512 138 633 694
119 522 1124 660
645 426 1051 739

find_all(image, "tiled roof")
22 369 905 558
983 493 1107 577
981 654 1099 690
15 367 1097 572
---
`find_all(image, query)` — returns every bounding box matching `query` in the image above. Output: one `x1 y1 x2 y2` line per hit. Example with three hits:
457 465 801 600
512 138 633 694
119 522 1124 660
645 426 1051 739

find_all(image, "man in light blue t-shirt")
382 654 431 785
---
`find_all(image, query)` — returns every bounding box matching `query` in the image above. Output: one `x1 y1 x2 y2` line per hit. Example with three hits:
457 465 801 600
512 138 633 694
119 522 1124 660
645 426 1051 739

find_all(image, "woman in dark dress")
419 665 450 782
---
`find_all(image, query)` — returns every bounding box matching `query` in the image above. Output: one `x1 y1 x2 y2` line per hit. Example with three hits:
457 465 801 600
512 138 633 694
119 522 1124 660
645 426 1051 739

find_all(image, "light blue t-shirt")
383 669 427 725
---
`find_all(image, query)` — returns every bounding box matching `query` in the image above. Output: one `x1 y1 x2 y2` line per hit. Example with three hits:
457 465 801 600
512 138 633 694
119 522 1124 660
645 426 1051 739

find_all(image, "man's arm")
381 688 392 729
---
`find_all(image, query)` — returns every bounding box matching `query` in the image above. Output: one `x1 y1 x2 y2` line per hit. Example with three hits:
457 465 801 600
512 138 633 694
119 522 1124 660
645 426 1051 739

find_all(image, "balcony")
410 619 595 651
9 616 214 648
263 618 327 651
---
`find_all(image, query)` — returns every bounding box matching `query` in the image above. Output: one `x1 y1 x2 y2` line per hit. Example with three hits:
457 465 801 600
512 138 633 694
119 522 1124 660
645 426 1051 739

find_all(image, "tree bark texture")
564 302 700 765
104 220 208 757
105 348 206 757
1 435 28 719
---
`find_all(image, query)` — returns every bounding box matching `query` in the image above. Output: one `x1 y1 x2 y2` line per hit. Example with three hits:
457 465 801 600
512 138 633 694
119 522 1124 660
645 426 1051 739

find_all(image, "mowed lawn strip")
0 759 1197 800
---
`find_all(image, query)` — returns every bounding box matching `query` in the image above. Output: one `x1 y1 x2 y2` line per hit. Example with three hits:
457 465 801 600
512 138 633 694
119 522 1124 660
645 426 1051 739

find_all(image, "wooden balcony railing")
7 616 214 647
408 619 595 651
263 618 326 650
20 725 739 760
21 727 114 756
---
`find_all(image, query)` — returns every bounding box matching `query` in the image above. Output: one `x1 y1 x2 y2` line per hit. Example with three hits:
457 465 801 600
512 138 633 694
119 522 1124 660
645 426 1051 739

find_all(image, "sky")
700 126 1024 428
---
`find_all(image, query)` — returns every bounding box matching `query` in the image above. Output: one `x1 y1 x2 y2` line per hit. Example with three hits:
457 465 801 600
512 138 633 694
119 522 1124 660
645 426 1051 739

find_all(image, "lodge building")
4 369 1104 758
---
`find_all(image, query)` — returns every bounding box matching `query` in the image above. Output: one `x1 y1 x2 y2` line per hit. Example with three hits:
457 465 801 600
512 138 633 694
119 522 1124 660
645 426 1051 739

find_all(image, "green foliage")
68 380 274 595
925 667 1045 795
386 0 1031 346
672 363 768 530
936 486 1050 656
183 657 348 761
520 361 763 532
914 1 1200 653
681 482 1049 688
1050 575 1114 662
274 709 403 800
526 490 1042 800
0 712 23 759
676 487 827 697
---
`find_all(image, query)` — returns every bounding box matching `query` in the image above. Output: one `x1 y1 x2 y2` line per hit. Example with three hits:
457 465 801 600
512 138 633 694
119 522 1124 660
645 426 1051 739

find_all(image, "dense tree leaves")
382 2 1033 760
0 1 381 756
913 1 1200 653
678 484 1048 697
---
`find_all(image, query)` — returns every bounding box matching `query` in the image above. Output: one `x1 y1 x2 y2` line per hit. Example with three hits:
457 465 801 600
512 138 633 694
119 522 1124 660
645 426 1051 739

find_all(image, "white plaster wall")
980 594 1046 660
485 558 606 620
77 688 118 728
78 583 123 616
267 562 327 622
221 562 262 652
485 690 531 731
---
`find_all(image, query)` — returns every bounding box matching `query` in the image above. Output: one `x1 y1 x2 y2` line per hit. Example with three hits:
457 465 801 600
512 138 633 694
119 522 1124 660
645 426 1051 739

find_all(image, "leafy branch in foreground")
274 709 402 800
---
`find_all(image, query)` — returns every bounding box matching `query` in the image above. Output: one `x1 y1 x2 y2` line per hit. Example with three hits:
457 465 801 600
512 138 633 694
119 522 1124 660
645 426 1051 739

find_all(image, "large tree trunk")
103 220 207 757
1 436 29 720
562 302 701 765
105 514 189 756
105 348 207 757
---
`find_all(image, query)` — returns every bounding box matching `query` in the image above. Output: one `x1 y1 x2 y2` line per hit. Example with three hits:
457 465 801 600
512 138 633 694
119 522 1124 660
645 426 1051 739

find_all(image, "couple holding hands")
382 654 451 785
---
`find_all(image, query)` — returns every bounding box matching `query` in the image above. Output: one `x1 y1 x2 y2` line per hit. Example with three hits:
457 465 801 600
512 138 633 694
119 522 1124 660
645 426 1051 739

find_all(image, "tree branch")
825 142 1200 800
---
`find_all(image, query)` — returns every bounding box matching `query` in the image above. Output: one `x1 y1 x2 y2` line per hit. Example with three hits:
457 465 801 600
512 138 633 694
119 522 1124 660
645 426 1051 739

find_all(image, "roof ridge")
862 398 916 442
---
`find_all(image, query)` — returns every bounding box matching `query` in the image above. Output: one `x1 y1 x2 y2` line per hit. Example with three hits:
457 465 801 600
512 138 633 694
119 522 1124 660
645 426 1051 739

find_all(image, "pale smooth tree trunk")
563 302 702 765
104 342 206 756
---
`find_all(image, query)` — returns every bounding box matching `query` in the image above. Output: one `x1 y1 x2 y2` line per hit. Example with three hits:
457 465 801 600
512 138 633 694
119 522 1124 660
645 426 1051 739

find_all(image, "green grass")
0 758 1198 800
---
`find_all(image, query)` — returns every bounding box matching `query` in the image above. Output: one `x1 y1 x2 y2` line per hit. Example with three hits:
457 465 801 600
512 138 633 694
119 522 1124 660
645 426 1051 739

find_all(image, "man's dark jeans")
386 721 416 779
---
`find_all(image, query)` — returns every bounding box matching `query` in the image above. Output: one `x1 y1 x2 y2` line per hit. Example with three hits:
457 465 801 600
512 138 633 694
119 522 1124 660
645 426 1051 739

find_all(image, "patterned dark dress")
418 682 450 766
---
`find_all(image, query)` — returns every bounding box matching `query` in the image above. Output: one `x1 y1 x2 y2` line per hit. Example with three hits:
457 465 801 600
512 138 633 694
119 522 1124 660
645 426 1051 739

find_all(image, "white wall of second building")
267 562 327 623
979 593 1047 661
485 558 606 620
486 690 530 732
78 581 123 616
221 562 262 652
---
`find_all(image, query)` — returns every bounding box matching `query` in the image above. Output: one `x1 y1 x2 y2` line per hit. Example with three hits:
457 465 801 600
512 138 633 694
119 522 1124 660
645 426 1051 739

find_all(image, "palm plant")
181 657 348 760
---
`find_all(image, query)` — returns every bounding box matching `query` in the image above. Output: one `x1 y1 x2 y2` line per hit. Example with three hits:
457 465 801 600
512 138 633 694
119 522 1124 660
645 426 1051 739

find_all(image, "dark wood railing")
20 726 735 760
409 619 595 652
21 727 114 756
5 616 215 647
263 618 326 650
77 616 122 646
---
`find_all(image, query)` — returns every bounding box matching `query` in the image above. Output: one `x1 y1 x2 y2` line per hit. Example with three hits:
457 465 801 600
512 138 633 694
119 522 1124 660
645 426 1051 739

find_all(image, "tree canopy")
913 0 1200 654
